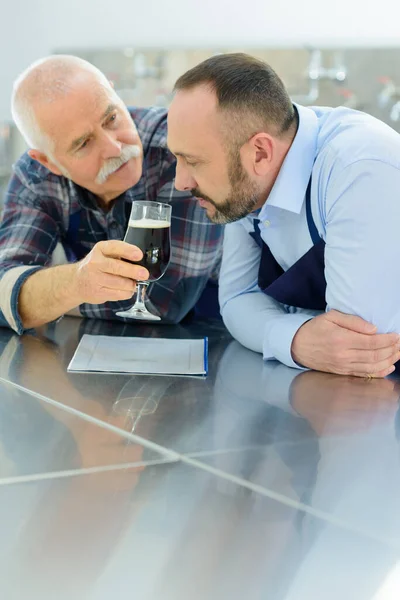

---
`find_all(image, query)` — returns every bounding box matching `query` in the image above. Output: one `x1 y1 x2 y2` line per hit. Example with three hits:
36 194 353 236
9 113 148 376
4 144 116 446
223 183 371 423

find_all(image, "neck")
255 136 294 211
96 191 119 211
251 110 300 212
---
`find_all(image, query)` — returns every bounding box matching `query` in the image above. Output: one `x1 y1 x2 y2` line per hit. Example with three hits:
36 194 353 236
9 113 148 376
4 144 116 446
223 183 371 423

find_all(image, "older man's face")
35 76 143 204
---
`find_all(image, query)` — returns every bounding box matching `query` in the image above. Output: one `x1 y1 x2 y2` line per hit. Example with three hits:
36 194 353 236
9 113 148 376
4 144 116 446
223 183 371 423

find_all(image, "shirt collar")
260 104 319 216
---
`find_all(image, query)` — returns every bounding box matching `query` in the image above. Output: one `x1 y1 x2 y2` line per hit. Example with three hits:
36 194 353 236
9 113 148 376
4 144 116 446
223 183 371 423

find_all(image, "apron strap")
305 178 321 245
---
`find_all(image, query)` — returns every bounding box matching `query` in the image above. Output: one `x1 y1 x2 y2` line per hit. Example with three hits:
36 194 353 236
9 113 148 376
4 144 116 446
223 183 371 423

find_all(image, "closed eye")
78 138 90 151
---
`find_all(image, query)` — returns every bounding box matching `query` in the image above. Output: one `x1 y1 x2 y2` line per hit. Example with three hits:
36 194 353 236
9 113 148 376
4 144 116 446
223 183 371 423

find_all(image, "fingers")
353 332 400 351
97 240 143 262
100 273 137 293
328 330 399 369
100 287 136 302
371 366 397 378
349 366 396 379
349 350 400 378
101 257 149 281
94 273 137 302
327 309 377 334
328 310 400 353
353 345 400 365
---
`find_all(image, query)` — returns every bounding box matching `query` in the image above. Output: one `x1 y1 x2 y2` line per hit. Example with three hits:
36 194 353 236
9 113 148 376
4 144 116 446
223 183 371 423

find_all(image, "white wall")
1 0 399 121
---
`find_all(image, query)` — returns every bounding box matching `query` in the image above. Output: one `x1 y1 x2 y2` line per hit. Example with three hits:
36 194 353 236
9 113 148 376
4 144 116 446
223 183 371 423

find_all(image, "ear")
242 133 274 177
28 149 63 176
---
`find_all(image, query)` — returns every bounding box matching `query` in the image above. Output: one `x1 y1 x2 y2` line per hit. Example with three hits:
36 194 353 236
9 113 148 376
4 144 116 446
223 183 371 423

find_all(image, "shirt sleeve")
219 220 314 368
325 159 400 333
0 171 60 333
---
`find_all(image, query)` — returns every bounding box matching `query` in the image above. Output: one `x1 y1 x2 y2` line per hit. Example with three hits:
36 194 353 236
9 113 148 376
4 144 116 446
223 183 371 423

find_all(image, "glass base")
115 308 161 321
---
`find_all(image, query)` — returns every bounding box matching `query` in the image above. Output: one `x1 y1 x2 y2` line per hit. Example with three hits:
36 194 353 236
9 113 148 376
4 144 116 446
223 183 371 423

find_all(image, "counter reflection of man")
1 331 399 598
213 341 400 598
0 387 149 599
212 340 319 492
290 369 400 547
0 324 165 598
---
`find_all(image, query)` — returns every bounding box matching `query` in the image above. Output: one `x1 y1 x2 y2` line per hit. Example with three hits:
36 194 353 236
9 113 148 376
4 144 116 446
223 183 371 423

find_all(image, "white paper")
67 334 207 375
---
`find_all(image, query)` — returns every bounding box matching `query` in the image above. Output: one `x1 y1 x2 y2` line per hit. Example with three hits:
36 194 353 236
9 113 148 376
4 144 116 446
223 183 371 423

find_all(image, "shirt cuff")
0 266 42 334
263 313 313 370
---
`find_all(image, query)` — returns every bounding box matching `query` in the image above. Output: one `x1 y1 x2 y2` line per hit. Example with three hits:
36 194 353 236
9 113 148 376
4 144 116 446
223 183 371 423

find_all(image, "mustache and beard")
192 151 261 225
55 143 142 185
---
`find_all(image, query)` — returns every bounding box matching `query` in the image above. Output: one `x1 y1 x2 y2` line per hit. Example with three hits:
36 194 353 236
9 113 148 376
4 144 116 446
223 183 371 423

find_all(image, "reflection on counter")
1 317 400 548
0 317 400 598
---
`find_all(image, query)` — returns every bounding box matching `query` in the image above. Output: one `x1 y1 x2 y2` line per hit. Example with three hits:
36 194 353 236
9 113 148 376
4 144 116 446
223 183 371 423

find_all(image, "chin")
207 205 220 220
129 157 143 185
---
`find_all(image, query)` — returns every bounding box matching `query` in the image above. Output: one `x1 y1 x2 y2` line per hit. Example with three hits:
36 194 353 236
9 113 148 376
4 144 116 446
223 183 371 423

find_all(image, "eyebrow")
68 103 117 153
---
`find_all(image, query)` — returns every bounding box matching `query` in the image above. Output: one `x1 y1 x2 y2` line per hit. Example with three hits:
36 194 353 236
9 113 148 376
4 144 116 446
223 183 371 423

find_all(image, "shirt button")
264 220 271 227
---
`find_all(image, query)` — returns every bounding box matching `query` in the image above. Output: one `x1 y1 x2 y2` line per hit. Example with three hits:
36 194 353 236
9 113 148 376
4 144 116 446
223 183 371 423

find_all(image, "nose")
101 131 122 159
174 162 197 192
120 125 140 147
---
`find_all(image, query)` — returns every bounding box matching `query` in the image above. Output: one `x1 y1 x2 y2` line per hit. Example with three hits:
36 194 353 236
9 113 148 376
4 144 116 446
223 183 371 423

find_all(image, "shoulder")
11 152 67 196
13 152 56 186
7 153 74 231
313 108 400 220
315 107 400 174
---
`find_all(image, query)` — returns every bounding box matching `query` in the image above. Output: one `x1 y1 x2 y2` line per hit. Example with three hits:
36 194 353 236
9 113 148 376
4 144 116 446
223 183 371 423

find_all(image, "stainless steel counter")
0 316 399 599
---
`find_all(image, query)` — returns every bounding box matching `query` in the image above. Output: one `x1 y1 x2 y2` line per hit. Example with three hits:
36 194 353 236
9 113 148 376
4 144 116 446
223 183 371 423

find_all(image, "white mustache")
95 144 141 185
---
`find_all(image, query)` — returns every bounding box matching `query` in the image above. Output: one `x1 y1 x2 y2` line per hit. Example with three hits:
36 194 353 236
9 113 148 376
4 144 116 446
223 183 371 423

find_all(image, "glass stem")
135 281 149 310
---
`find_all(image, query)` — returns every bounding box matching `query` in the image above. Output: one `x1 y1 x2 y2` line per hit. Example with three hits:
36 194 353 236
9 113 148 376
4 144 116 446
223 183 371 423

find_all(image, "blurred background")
1 0 400 202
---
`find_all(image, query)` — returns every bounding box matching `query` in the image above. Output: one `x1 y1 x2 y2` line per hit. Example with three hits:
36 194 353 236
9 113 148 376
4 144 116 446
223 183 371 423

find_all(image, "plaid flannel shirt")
0 106 223 333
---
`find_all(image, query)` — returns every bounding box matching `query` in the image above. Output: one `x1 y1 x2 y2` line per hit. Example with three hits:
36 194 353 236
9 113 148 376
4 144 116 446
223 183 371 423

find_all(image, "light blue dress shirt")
219 103 400 369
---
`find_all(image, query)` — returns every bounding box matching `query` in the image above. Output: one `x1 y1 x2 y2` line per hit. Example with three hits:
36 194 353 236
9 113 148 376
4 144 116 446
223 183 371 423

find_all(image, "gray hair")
11 55 112 155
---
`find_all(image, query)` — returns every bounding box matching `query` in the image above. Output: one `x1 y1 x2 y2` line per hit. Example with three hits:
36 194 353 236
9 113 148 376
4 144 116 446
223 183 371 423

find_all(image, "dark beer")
124 218 171 281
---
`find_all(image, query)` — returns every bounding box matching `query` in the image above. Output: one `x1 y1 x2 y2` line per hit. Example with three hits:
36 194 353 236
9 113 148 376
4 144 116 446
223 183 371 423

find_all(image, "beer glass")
116 201 171 321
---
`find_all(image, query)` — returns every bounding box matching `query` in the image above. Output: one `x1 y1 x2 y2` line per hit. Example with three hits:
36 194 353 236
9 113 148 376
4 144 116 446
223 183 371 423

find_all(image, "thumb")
326 309 377 334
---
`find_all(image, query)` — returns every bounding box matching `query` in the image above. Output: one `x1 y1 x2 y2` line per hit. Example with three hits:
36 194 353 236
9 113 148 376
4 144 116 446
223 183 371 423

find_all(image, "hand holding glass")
116 201 171 321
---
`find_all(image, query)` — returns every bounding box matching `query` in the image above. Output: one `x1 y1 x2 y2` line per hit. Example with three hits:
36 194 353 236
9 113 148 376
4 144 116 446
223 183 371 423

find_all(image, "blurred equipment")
3 45 400 211
291 48 347 104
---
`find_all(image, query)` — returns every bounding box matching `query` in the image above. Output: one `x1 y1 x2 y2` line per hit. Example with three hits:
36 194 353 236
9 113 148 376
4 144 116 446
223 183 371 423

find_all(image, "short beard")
192 150 260 225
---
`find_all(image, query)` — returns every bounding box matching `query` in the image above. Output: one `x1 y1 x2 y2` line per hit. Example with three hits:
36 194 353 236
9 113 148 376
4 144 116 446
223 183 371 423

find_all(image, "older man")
167 52 400 378
0 55 222 334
